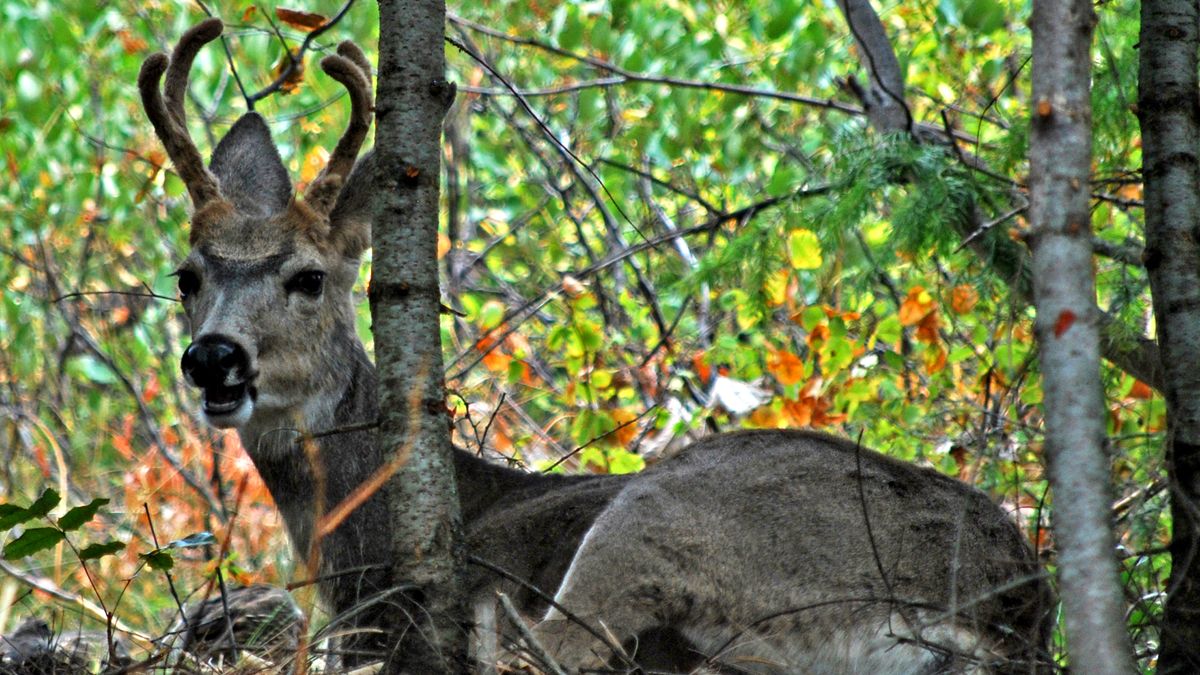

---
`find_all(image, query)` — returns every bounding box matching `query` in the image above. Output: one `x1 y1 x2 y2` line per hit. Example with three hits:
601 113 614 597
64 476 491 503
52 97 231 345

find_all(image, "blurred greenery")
0 0 1161 670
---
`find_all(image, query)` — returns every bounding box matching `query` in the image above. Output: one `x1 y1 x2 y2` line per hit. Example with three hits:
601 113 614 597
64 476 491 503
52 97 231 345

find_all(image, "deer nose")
181 335 249 389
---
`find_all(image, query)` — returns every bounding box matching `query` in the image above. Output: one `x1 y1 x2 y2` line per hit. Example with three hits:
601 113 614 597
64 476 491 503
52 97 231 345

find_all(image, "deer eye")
286 270 325 297
175 270 200 300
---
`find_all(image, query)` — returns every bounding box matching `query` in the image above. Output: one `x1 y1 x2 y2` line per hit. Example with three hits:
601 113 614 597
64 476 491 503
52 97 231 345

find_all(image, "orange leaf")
915 311 940 344
437 232 451 259
950 284 978 315
782 398 814 426
806 323 830 348
116 29 148 55
611 409 639 447
142 375 160 404
767 349 806 386
925 345 947 374
481 349 510 374
242 6 258 21
691 351 711 383
748 406 784 428
898 286 935 326
273 49 305 94
275 7 327 31
1128 380 1154 400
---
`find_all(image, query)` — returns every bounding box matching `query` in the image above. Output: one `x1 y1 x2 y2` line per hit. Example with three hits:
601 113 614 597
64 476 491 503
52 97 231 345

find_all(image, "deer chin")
201 383 254 428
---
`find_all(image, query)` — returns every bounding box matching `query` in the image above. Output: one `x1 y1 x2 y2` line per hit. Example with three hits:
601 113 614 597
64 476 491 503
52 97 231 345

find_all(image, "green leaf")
3 528 65 559
58 498 109 531
606 449 645 475
26 489 60 519
961 0 1006 33
67 355 118 385
163 173 186 198
0 505 33 531
141 550 174 572
788 229 823 270
78 541 125 561
764 1 799 40
168 531 217 549
479 300 505 330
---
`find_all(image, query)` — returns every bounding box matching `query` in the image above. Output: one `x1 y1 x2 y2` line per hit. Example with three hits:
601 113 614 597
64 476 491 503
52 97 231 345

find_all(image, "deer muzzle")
181 334 255 424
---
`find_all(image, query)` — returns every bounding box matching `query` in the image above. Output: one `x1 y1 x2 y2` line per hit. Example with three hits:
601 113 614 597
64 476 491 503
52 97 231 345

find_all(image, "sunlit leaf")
788 229 823 270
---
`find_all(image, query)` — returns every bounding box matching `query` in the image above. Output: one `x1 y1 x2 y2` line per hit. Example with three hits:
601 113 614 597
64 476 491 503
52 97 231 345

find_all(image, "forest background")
0 0 1167 671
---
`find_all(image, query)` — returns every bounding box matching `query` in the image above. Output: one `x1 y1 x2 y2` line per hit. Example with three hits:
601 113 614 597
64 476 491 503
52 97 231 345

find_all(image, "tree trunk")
1027 0 1134 672
372 0 468 671
1137 1 1200 671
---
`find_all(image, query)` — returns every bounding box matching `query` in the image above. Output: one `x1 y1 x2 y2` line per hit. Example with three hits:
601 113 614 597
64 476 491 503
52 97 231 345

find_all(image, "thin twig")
496 591 568 675
243 0 359 108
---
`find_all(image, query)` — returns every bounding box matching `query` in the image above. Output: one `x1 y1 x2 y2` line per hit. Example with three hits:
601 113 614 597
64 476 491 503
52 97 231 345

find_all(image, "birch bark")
1028 0 1133 671
372 0 468 670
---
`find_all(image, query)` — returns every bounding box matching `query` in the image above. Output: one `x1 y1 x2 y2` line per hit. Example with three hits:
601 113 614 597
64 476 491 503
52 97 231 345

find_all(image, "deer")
140 19 1054 674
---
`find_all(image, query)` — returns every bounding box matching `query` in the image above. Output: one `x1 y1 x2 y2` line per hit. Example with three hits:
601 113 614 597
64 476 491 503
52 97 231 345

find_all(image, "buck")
141 19 1053 673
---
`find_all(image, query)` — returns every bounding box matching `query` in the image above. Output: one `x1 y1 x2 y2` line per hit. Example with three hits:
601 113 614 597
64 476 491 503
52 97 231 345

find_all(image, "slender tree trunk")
1137 1 1200 671
372 0 468 671
1027 1 1135 672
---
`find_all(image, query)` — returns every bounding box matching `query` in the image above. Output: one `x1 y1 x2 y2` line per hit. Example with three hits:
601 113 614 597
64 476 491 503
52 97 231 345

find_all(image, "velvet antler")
303 41 374 215
138 18 225 210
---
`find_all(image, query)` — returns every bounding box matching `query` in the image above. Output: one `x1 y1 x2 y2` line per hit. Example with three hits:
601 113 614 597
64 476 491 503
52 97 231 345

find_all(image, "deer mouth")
201 382 251 417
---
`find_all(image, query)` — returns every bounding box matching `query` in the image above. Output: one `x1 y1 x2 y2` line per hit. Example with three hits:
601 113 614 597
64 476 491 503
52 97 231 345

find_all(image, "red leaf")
1053 310 1076 337
275 7 327 32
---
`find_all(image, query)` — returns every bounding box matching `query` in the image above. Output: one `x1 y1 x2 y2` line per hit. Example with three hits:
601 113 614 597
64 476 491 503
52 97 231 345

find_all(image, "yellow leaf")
788 228 823 269
437 233 451 259
299 146 329 185
763 269 789 307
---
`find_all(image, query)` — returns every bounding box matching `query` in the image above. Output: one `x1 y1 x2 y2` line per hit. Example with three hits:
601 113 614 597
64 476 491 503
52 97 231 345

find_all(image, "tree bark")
1027 0 1134 672
372 0 468 671
1137 0 1200 671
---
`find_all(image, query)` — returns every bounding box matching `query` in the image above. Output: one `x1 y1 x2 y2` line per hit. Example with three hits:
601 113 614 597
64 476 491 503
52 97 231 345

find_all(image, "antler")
303 41 374 215
139 18 225 209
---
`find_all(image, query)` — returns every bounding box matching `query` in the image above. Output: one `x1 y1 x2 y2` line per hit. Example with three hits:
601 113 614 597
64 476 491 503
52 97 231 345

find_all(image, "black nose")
182 335 249 389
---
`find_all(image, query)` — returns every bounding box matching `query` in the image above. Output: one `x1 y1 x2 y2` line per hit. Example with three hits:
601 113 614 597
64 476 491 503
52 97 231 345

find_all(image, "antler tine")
304 43 374 215
138 33 223 209
337 41 373 91
163 19 224 128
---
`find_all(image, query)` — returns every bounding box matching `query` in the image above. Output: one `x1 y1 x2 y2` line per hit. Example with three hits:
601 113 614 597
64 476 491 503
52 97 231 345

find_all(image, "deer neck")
236 335 385 564
235 331 563 565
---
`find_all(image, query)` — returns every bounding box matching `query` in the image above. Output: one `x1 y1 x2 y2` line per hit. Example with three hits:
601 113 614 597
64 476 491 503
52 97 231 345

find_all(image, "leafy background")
0 0 1162 669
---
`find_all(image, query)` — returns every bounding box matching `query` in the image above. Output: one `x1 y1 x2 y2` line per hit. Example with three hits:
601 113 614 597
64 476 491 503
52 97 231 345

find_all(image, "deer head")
140 19 376 441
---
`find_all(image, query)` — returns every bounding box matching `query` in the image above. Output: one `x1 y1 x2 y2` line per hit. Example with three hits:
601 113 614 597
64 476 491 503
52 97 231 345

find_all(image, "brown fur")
143 21 1054 672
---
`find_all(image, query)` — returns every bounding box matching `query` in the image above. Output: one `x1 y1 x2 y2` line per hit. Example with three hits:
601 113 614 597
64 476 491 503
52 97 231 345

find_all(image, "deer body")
142 20 1052 673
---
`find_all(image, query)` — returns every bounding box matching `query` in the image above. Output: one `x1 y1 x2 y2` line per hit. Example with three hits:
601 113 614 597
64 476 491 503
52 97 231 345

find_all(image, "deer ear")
210 113 293 217
329 150 375 258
